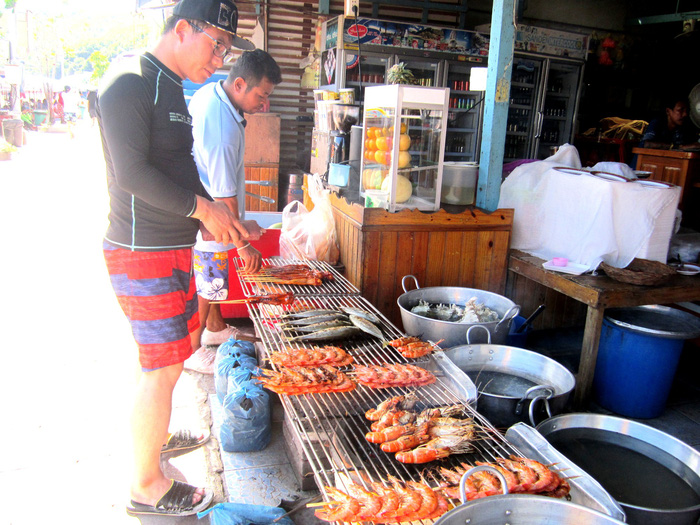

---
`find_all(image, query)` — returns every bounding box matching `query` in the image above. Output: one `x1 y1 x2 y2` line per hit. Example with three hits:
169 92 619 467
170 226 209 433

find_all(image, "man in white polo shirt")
187 49 282 372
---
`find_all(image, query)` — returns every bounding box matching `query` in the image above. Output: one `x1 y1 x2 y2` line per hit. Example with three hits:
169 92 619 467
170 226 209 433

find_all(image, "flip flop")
126 480 214 516
161 429 210 456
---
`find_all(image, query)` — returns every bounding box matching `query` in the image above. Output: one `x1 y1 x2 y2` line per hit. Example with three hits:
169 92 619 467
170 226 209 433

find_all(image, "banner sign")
514 25 589 60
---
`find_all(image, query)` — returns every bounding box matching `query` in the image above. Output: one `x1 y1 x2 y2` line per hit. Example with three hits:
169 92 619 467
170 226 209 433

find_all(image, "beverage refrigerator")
504 54 585 162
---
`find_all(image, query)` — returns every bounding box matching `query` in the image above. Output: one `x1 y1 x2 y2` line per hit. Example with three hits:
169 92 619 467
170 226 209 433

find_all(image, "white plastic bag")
280 174 340 263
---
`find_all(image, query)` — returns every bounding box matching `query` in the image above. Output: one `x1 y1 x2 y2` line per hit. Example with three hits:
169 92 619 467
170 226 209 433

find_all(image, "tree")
88 50 110 84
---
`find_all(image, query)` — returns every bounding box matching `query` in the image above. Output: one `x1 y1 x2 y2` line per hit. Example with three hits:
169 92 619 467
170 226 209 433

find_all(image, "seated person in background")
640 95 700 150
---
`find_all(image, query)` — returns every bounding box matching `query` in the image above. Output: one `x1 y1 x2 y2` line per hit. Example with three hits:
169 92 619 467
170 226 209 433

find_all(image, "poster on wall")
340 17 489 57
514 25 589 60
322 49 337 86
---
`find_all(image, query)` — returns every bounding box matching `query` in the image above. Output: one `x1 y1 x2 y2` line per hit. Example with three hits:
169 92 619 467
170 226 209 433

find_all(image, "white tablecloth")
499 145 680 269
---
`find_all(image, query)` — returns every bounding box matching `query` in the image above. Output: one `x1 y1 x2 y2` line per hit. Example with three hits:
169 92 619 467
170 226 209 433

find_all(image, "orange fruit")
365 138 375 150
376 136 388 151
399 134 411 151
400 122 407 134
374 149 386 164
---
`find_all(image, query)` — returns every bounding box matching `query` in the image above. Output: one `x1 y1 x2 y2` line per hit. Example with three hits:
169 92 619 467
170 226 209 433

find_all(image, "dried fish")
349 314 385 342
286 325 363 342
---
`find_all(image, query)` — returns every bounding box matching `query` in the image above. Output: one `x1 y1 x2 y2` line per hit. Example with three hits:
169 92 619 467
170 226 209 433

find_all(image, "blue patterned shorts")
193 249 230 301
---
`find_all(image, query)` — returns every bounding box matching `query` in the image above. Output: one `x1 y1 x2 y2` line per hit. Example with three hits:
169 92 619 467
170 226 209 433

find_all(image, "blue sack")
215 353 258 403
220 385 271 452
227 367 256 393
198 502 293 525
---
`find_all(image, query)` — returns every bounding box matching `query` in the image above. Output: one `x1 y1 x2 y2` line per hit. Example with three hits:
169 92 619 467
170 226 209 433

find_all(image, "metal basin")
537 413 700 525
397 275 520 347
444 330 575 427
434 494 626 525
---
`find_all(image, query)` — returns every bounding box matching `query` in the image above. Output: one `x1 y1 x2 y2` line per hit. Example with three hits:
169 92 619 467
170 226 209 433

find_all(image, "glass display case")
360 85 449 212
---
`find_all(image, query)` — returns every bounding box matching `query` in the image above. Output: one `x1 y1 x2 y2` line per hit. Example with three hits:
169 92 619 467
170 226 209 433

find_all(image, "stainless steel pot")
537 413 700 525
397 275 520 347
433 493 627 525
444 328 575 427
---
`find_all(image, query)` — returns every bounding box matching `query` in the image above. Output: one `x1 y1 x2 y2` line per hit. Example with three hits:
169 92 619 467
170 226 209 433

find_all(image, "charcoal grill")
235 260 624 523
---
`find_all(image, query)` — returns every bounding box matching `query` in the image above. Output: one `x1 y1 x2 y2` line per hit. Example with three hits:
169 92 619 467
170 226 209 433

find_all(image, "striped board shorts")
103 241 199 370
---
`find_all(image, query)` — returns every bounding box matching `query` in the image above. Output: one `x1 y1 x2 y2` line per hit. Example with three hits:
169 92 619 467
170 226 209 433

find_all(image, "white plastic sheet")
499 144 680 269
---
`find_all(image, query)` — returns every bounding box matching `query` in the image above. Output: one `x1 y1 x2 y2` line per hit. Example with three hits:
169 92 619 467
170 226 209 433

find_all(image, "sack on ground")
227 367 255 393
215 353 258 403
279 173 339 263
220 385 271 452
218 339 256 359
198 502 293 525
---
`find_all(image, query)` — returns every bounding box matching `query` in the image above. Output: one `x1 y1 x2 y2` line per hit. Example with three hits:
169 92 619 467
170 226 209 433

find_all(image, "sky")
15 0 141 16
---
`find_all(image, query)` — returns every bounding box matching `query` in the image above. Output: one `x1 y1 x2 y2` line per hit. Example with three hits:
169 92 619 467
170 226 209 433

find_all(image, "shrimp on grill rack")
253 365 355 395
268 346 353 367
311 479 447 523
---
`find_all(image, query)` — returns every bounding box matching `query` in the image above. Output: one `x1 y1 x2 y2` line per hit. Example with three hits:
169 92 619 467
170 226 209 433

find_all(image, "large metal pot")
434 493 627 525
397 275 520 347
443 328 575 427
537 413 700 525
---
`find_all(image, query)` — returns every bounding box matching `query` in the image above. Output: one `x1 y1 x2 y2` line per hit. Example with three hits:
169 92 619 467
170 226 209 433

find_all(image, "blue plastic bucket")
593 305 700 419
507 315 532 348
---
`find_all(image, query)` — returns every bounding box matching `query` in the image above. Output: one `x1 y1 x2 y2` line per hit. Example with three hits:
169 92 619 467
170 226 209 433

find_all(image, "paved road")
0 122 218 524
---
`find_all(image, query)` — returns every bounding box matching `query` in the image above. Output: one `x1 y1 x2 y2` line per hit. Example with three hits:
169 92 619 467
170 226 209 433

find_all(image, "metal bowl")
397 275 520 347
537 413 700 525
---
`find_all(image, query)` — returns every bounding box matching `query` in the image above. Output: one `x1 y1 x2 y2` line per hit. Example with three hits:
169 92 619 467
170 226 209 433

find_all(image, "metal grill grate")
242 270 619 521
233 258 360 297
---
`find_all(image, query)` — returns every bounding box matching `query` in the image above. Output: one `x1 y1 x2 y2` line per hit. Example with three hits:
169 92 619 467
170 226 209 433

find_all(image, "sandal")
126 480 214 516
161 429 210 456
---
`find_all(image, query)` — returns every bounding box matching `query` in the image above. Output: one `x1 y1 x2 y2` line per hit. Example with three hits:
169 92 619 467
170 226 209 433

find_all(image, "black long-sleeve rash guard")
98 52 210 251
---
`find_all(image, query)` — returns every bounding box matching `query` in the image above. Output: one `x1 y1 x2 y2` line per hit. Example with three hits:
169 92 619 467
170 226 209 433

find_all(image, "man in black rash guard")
97 0 257 517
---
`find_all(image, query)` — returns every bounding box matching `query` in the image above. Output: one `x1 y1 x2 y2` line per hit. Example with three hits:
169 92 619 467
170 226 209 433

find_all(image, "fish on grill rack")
240 264 334 286
254 365 355 395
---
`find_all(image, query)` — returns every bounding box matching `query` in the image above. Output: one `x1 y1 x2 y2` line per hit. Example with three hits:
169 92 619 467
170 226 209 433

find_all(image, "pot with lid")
397 275 519 347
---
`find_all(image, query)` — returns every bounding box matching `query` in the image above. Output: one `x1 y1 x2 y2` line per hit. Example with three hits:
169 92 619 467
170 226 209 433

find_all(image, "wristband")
237 242 251 251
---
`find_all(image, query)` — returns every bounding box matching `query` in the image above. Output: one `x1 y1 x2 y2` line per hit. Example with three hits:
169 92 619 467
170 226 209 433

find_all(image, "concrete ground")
0 122 223 524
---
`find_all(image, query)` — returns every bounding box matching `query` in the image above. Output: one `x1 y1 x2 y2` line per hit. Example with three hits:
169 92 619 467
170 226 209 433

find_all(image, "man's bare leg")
129 362 205 506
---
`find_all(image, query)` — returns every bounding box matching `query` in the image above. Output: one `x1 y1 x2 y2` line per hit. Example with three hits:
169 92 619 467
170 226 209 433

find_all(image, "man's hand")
193 197 250 245
238 244 262 273
240 220 265 241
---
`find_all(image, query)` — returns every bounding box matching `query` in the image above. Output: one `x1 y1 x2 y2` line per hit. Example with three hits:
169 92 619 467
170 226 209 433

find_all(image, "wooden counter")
330 193 514 327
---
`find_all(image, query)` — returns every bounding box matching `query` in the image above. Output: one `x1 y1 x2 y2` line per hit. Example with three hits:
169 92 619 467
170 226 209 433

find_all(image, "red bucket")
221 228 281 318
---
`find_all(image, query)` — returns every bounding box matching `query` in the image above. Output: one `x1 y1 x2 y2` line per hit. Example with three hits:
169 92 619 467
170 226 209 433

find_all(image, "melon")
381 175 413 203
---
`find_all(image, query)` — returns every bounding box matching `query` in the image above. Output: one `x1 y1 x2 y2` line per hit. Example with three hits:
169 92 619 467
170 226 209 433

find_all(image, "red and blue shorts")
103 242 199 370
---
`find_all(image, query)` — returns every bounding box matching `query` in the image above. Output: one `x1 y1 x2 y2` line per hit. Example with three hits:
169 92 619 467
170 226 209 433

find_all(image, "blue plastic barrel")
593 305 700 418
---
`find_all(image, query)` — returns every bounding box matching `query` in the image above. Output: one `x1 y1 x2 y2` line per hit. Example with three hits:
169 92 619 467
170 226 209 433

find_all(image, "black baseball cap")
173 0 255 50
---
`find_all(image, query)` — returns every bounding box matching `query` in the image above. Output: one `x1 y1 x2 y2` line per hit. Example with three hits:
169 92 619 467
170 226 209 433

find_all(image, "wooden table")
508 250 700 407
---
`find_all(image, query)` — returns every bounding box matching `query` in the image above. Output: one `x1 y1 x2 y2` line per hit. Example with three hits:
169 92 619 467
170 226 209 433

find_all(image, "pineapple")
387 62 417 85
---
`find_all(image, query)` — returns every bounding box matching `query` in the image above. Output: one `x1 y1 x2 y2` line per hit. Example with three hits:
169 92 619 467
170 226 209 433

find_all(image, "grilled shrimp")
405 481 439 519
369 482 400 522
383 476 422 519
346 483 383 520
514 457 559 493
386 336 422 347
380 422 431 452
314 487 361 522
395 435 473 464
366 423 416 444
495 457 537 492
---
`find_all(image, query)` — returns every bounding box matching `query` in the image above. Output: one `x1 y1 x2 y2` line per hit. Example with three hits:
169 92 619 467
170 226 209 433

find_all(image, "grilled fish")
349 314 385 342
279 312 349 326
281 308 341 319
286 325 363 342
283 319 352 333
340 306 381 325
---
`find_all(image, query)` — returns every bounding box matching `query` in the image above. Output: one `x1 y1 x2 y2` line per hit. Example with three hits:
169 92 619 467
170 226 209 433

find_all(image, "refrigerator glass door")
444 61 484 162
505 57 544 162
537 60 582 159
344 52 389 104
392 56 442 87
